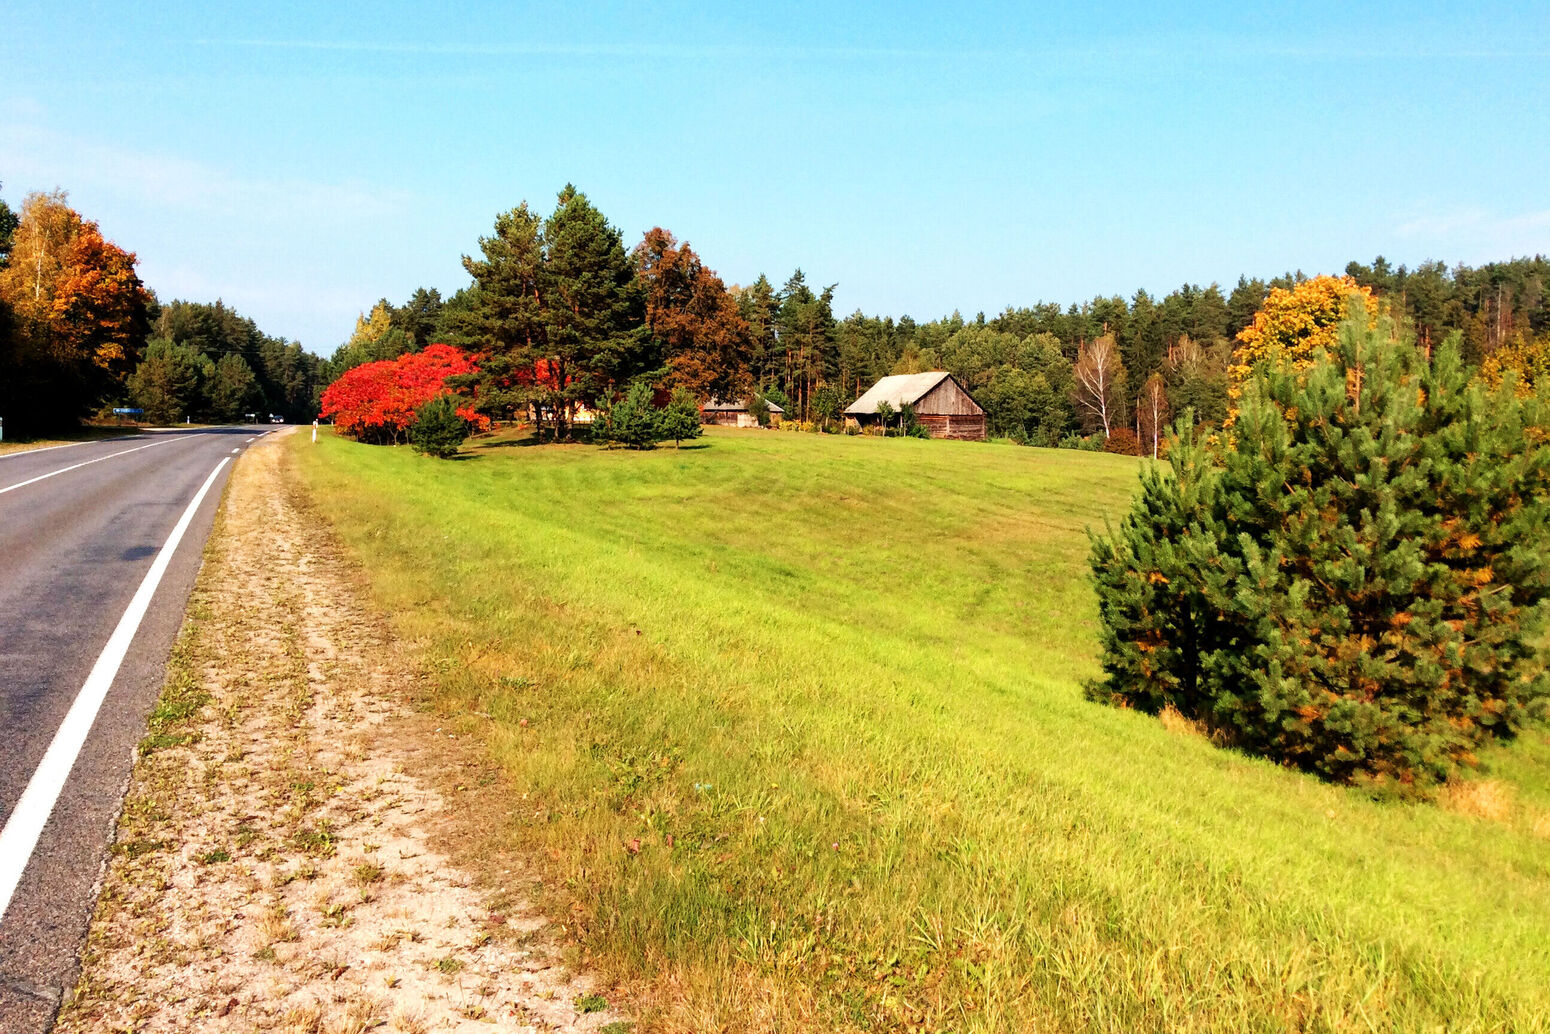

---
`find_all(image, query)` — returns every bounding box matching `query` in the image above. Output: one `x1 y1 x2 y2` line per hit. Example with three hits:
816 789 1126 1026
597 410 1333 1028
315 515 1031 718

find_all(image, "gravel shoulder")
56 431 625 1034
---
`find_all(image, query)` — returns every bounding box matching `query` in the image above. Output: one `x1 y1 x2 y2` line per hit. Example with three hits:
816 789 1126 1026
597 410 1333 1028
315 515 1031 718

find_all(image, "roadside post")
312 419 318 444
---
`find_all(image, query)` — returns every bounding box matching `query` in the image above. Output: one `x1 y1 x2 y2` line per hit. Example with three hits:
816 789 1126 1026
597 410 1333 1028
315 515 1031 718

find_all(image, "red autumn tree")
634 227 753 401
320 343 487 444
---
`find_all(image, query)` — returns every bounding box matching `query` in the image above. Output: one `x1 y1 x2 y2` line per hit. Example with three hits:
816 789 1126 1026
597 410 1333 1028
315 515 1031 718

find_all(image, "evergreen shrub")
408 392 471 458
1089 314 1550 791
1060 432 1104 451
596 382 661 449
659 387 704 447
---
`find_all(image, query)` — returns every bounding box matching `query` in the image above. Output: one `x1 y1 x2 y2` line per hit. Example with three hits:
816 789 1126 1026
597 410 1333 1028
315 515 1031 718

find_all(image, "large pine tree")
542 185 651 433
457 187 652 439
1090 311 1550 791
455 202 550 429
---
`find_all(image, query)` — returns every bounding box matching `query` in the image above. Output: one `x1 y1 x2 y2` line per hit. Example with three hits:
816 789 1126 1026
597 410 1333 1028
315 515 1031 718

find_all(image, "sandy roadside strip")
56 430 625 1034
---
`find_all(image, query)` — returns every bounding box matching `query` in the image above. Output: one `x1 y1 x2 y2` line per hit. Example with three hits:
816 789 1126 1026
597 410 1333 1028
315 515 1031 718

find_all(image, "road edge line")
0 456 232 923
0 439 182 497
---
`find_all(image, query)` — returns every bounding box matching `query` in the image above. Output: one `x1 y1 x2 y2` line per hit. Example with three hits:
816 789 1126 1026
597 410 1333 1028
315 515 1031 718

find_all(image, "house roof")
702 397 786 414
844 371 954 415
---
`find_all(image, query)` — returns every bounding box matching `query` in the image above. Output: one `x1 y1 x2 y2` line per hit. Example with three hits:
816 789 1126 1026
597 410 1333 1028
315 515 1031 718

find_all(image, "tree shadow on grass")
472 430 598 449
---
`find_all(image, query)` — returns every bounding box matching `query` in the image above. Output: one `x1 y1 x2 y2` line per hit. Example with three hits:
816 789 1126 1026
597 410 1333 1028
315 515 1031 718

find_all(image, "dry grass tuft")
259 904 299 945
279 999 323 1034
1439 779 1515 823
1158 705 1207 739
322 997 382 1034
1531 810 1550 841
390 1002 429 1034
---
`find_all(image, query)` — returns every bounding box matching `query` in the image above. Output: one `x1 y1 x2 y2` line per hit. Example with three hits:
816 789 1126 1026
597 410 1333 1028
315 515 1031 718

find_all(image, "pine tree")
128 339 204 424
408 393 470 458
543 185 653 433
737 274 779 387
658 387 703 447
596 381 660 449
456 203 550 431
1091 311 1550 791
208 353 260 422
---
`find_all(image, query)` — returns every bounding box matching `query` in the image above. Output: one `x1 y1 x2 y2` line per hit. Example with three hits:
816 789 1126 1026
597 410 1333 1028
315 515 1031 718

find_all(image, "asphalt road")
0 426 277 1032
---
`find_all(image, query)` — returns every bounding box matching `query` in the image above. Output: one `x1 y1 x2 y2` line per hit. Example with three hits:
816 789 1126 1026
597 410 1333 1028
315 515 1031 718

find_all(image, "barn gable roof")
702 397 786 414
844 371 957 415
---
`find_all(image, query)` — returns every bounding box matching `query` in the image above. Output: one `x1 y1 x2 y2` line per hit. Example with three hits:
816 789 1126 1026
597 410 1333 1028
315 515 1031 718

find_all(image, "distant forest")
338 211 1550 445
0 188 322 432
2 181 1546 439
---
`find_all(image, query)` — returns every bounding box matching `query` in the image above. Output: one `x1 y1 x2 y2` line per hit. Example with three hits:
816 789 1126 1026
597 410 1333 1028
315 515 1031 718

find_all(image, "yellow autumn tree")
348 300 395 349
1480 334 1550 398
1229 274 1377 398
0 191 82 321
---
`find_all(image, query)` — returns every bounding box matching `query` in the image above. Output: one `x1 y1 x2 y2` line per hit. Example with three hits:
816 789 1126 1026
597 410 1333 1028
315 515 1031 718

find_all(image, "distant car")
269 414 285 423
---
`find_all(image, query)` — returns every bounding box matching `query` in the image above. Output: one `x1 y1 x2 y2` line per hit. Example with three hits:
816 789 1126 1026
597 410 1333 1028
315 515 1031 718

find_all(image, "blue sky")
2 2 1547 353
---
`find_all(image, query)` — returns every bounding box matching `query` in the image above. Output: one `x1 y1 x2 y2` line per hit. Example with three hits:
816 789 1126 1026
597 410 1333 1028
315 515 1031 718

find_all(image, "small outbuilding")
701 397 785 428
844 371 986 440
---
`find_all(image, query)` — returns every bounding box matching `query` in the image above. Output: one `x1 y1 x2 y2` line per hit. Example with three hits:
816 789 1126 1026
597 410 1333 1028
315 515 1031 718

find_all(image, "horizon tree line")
3 177 1546 440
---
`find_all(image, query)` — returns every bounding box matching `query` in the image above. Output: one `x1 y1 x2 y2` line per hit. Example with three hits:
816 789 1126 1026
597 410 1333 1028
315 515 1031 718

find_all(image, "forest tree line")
0 186 324 434
326 185 1550 447
3 178 1547 440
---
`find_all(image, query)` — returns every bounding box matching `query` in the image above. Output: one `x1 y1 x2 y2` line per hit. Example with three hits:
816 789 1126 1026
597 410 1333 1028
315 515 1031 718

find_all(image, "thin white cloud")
190 37 1009 59
0 117 422 350
1396 207 1550 260
0 123 411 223
184 35 1550 63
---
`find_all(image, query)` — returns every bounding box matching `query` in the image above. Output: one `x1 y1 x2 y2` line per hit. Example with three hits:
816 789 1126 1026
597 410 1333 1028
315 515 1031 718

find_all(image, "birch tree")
1136 371 1170 459
1072 334 1125 438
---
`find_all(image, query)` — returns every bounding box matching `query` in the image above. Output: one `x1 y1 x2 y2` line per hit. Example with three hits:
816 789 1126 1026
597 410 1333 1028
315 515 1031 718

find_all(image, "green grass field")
294 426 1550 1033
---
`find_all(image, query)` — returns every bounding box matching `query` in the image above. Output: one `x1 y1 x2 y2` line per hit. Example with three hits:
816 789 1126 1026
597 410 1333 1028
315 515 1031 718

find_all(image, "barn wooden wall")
918 414 987 440
917 377 984 417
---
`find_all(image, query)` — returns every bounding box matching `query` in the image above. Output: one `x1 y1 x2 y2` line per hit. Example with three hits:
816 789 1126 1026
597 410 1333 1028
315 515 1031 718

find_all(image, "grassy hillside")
294 426 1550 1033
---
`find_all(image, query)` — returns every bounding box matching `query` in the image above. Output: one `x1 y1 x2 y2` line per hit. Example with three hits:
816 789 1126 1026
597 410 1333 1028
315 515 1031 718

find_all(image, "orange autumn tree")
0 191 150 430
634 227 753 402
1229 274 1376 404
48 220 150 378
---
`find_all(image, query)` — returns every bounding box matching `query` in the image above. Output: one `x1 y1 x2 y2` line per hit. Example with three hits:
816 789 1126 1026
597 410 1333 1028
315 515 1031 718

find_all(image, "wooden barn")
701 397 785 428
844 372 986 440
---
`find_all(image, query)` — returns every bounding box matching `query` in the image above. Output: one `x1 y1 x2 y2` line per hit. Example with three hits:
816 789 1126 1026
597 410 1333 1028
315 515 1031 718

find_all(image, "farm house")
701 397 785 428
844 372 986 440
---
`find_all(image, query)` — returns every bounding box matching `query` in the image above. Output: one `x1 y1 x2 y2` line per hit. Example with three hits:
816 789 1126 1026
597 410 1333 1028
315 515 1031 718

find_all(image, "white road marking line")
246 437 256 443
0 439 174 497
0 457 232 923
231 448 240 454
0 437 135 462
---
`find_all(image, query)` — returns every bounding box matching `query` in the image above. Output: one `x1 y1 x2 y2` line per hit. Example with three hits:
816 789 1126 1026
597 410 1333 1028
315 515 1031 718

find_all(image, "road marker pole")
0 457 231 923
